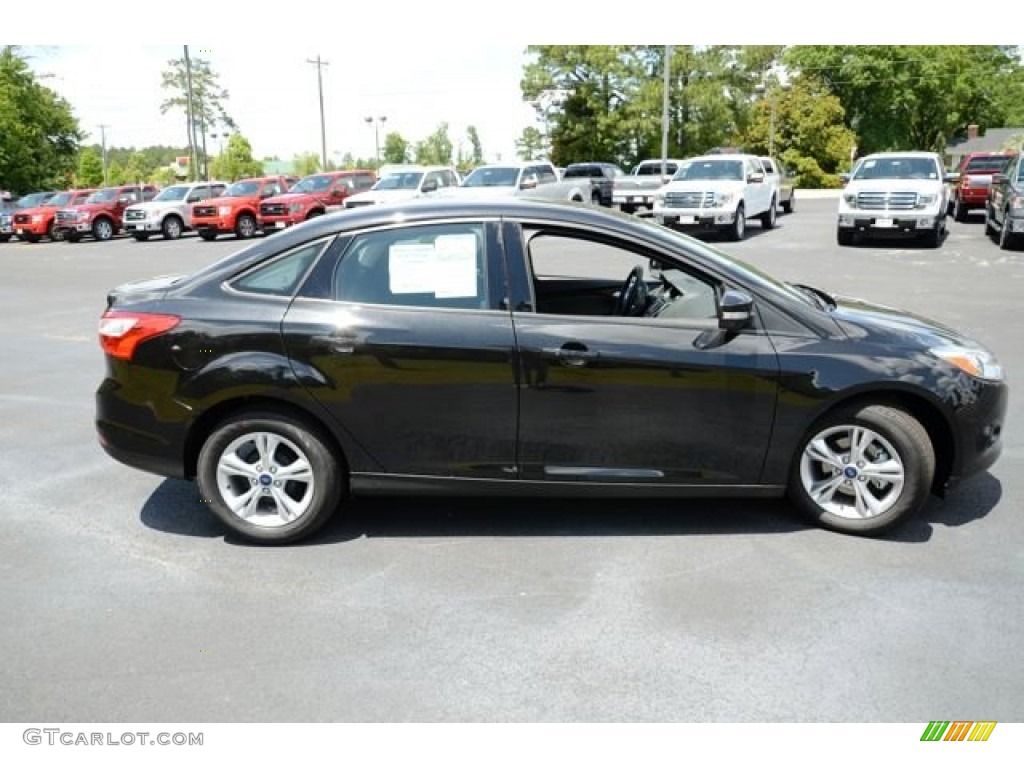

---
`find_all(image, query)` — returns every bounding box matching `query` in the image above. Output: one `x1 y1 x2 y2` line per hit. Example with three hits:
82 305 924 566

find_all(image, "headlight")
31 214 43 223
653 193 665 206
78 211 90 220
930 345 1004 382
842 193 857 207
218 205 232 216
1011 196 1024 212
714 192 734 207
916 193 938 208
288 203 304 213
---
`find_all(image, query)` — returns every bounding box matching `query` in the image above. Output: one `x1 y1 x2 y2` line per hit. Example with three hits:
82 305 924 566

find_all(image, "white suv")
652 154 779 240
123 181 227 241
837 152 954 247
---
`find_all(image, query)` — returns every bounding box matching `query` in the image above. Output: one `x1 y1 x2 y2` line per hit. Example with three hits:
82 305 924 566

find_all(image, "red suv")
56 185 160 242
192 176 293 240
259 170 376 233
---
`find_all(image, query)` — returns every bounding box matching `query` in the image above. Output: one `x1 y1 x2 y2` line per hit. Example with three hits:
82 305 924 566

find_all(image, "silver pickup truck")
612 158 686 214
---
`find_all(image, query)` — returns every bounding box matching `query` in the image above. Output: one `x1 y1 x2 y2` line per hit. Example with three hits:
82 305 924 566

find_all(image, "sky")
11 1 1019 166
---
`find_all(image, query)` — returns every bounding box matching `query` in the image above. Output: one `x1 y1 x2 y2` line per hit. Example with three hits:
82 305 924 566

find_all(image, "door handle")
544 343 599 368
312 334 358 355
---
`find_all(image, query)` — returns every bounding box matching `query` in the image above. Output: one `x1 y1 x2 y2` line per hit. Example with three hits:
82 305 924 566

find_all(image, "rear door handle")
544 342 599 368
312 334 358 355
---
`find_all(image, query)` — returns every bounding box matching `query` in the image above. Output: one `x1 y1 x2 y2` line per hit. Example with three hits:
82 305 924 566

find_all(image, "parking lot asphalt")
1 200 1022 722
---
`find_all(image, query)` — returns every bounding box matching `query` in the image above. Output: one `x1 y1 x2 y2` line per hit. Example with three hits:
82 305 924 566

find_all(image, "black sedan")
96 199 1007 543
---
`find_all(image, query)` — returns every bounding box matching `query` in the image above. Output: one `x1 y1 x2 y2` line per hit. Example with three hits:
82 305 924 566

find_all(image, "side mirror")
118 195 133 204
260 190 274 199
991 173 1007 184
519 176 538 190
944 172 961 183
717 289 754 332
422 179 439 193
747 172 765 184
839 172 851 185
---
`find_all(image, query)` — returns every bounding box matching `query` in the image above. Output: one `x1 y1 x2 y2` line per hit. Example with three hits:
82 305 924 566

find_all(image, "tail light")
99 310 180 360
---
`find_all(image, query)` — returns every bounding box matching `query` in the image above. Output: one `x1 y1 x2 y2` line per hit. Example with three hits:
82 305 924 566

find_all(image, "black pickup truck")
562 162 624 207
985 152 1024 250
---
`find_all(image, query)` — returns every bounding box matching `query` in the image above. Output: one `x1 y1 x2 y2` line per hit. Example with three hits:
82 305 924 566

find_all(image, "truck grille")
856 191 918 210
260 203 286 216
124 209 146 221
665 191 714 208
193 205 217 218
13 213 30 225
56 210 78 224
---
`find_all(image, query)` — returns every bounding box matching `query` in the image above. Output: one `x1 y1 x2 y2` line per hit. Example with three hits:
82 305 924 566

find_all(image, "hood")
198 195 255 206
126 200 182 212
262 192 321 205
66 202 114 214
662 179 746 193
844 178 944 195
830 294 973 349
14 205 52 217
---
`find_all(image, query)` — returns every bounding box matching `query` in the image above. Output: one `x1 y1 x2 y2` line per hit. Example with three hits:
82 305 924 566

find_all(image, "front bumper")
945 377 1008 492
194 216 232 233
123 220 165 233
261 214 301 230
13 220 50 236
1006 217 1024 233
55 220 95 233
613 192 654 208
837 212 940 235
654 207 736 229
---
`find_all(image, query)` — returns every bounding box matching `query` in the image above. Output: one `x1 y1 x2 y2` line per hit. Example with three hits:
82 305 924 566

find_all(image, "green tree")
106 160 125 185
739 77 858 187
160 54 236 180
466 125 484 164
0 46 82 194
785 46 1024 154
291 152 321 177
149 165 178 187
75 147 105 187
1002 133 1024 152
121 152 149 184
382 132 410 163
414 123 453 165
516 126 546 160
209 133 263 181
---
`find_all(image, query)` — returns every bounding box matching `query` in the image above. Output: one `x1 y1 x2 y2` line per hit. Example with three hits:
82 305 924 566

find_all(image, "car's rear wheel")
726 204 745 241
837 228 855 246
998 209 1016 250
197 412 344 544
760 196 777 229
788 403 934 535
162 215 184 240
235 213 257 239
953 195 968 222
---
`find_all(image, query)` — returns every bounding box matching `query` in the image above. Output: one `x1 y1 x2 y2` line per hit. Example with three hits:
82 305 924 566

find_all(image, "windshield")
225 181 260 197
290 175 334 193
44 192 73 207
86 188 119 203
17 192 53 208
673 160 744 181
852 156 939 180
462 167 519 187
373 172 424 190
635 162 678 176
154 186 190 202
964 156 1010 173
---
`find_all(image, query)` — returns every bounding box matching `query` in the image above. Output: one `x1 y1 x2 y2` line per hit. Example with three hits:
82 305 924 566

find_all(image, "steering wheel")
616 265 648 316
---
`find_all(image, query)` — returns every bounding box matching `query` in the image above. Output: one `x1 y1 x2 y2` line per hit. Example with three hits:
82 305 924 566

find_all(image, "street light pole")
661 45 672 180
98 124 110 186
364 116 387 165
307 55 330 170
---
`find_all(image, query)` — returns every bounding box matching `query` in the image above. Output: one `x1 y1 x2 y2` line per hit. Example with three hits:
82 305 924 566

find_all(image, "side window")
187 186 207 203
356 174 376 189
231 240 330 297
524 228 718 322
536 165 558 184
261 181 282 198
212 184 227 197
144 186 158 201
121 188 141 203
334 223 489 310
761 159 775 174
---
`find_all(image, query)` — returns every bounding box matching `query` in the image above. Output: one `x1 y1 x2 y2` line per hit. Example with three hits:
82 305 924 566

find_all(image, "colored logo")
921 721 997 742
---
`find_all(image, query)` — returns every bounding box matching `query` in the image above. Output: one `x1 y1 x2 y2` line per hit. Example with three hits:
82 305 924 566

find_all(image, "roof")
858 151 942 160
946 127 1024 156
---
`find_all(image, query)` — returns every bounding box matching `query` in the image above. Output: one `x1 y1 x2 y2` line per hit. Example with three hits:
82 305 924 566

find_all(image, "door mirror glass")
717 289 753 332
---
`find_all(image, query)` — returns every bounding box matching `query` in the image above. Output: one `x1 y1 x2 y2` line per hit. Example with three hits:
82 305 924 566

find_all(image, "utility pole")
661 45 672 181
307 55 329 170
98 124 110 186
184 46 199 182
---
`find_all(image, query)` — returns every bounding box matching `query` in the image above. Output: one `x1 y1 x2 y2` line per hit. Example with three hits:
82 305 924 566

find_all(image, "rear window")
636 163 677 176
564 166 602 178
964 156 1011 173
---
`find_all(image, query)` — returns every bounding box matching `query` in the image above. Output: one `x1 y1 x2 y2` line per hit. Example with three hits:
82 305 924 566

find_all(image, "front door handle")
312 334 358 355
544 342 600 368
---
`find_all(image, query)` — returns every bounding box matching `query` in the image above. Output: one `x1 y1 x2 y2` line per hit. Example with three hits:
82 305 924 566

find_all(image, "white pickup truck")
440 161 594 203
612 158 686 214
122 181 228 241
651 154 779 240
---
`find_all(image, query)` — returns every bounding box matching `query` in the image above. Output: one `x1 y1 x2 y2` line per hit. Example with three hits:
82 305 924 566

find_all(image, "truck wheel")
162 215 184 240
781 193 794 214
620 204 636 215
984 207 996 238
837 229 855 246
921 221 941 248
953 196 968 222
235 213 257 239
760 197 777 229
726 205 745 241
92 217 114 241
999 209 1016 250
48 221 65 241
23 233 41 244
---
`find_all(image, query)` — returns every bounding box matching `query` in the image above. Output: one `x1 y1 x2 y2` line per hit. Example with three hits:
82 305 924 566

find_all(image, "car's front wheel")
197 411 344 544
788 403 934 535
726 204 745 241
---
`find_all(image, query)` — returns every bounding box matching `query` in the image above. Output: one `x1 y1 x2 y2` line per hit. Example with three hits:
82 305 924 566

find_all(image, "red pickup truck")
950 152 1013 221
192 176 293 240
259 170 376 233
56 184 160 242
12 188 96 242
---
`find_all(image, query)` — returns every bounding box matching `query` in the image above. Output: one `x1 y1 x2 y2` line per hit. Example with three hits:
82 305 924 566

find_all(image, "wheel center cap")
259 474 273 486
843 466 858 479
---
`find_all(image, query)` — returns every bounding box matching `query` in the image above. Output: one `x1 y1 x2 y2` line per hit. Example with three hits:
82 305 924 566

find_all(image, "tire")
620 204 636 215
788 403 934 535
0 234 10 243
591 190 602 205
161 215 184 240
234 212 257 239
92 217 114 241
984 206 996 239
836 229 855 246
760 196 777 229
953 195 967 222
132 233 151 242
66 232 82 243
998 211 1016 250
48 221 65 241
726 204 746 241
199 231 218 242
22 233 41 244
781 192 794 214
305 209 324 221
921 221 941 248
196 411 344 544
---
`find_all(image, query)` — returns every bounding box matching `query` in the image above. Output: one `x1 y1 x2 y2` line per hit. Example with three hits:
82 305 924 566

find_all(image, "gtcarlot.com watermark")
23 728 203 746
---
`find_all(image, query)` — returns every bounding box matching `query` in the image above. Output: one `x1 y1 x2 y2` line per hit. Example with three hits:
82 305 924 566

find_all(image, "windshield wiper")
789 283 836 311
